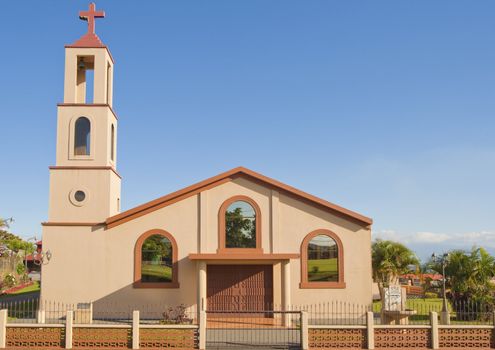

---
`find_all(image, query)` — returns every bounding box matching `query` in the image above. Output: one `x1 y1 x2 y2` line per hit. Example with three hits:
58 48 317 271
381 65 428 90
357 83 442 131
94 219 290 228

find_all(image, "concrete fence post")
0 309 7 349
37 310 46 324
199 310 207 350
301 311 309 350
132 310 139 350
366 311 375 350
430 311 439 350
65 310 73 349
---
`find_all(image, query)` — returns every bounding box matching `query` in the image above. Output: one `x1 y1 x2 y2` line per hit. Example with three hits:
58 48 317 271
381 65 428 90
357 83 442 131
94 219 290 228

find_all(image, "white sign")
384 285 402 311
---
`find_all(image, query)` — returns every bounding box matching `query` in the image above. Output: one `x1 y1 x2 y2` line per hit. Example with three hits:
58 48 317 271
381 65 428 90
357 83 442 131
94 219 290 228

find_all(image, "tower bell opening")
76 55 95 104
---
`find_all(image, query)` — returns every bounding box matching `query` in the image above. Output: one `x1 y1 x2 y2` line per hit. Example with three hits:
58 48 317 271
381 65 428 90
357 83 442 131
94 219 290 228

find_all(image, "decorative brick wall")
6 326 65 348
4 325 198 349
4 323 495 350
374 327 431 349
309 328 367 349
439 327 495 349
73 327 132 348
140 328 199 349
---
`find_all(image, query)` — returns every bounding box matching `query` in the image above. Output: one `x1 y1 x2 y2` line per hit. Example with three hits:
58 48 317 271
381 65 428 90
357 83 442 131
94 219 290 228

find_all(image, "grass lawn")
373 298 450 312
308 258 338 282
9 281 41 295
373 298 495 325
142 263 172 282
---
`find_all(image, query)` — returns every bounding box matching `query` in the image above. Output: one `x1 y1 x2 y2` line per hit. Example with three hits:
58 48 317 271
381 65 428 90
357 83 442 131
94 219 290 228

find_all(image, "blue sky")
0 1 494 261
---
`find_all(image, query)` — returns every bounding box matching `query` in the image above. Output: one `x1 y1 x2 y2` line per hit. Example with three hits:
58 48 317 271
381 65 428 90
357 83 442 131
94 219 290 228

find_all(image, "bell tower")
47 3 121 223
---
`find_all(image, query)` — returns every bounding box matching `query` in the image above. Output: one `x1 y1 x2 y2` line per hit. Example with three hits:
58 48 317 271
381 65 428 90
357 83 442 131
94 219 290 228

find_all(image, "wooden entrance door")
207 265 273 312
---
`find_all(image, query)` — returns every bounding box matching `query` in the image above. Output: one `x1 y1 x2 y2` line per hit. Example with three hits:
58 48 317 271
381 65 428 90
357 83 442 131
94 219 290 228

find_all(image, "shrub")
424 292 438 299
161 304 192 324
16 263 26 276
312 266 319 273
3 273 16 288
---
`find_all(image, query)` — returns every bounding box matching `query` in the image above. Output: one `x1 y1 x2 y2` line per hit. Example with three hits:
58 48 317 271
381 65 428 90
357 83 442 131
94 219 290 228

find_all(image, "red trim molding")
188 253 299 261
106 178 232 229
133 229 180 289
217 195 263 254
300 229 346 289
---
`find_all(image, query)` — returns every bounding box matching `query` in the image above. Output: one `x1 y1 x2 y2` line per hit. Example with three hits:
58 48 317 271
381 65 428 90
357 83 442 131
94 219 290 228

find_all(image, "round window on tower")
69 188 89 207
74 191 86 202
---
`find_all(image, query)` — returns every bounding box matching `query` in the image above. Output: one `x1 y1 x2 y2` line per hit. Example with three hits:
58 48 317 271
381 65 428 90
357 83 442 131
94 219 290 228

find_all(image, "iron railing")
293 301 371 325
0 298 198 325
0 297 39 323
0 297 492 326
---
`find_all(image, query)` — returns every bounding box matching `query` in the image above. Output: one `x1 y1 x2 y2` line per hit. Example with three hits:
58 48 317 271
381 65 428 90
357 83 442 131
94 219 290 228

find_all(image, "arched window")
134 229 179 288
110 124 115 161
74 117 91 156
218 196 262 253
300 230 345 289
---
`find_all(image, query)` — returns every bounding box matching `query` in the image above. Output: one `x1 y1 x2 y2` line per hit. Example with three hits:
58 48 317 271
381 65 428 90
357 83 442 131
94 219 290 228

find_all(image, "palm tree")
430 247 495 304
372 239 419 306
0 217 12 230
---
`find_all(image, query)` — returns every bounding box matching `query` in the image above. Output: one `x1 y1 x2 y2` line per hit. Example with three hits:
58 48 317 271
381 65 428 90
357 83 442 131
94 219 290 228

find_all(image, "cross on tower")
79 3 105 35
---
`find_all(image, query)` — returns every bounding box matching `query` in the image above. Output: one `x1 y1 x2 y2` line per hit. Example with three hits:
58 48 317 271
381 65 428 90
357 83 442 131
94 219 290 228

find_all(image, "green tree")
0 218 11 230
0 216 35 260
0 217 35 288
429 247 495 304
0 217 17 244
372 239 419 304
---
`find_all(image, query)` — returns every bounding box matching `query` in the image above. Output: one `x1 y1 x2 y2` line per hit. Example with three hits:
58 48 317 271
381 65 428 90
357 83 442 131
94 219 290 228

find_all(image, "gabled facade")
41 4 373 313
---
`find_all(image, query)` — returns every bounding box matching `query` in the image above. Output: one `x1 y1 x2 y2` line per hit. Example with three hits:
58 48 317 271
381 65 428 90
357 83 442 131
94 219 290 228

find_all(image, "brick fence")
0 310 199 349
0 310 494 349
307 312 495 350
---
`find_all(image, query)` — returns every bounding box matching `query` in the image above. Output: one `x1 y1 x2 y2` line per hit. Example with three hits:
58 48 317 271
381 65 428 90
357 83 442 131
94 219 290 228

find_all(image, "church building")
41 4 373 314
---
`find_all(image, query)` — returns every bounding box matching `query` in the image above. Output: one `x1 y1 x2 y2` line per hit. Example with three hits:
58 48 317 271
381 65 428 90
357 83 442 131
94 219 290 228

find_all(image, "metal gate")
206 310 301 349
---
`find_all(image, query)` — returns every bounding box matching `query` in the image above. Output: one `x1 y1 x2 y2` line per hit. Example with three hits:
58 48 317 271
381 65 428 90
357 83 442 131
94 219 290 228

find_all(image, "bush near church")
0 217 34 291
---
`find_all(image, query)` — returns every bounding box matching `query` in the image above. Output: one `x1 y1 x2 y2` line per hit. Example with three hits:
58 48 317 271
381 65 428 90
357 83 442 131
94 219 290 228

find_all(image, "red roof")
69 32 106 48
24 254 40 262
106 167 373 229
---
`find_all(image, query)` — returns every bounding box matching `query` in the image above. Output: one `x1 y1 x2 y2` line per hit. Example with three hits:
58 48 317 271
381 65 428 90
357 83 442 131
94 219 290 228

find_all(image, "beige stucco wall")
55 106 117 167
278 193 372 305
50 99 120 221
42 194 199 309
48 169 120 222
42 177 372 310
